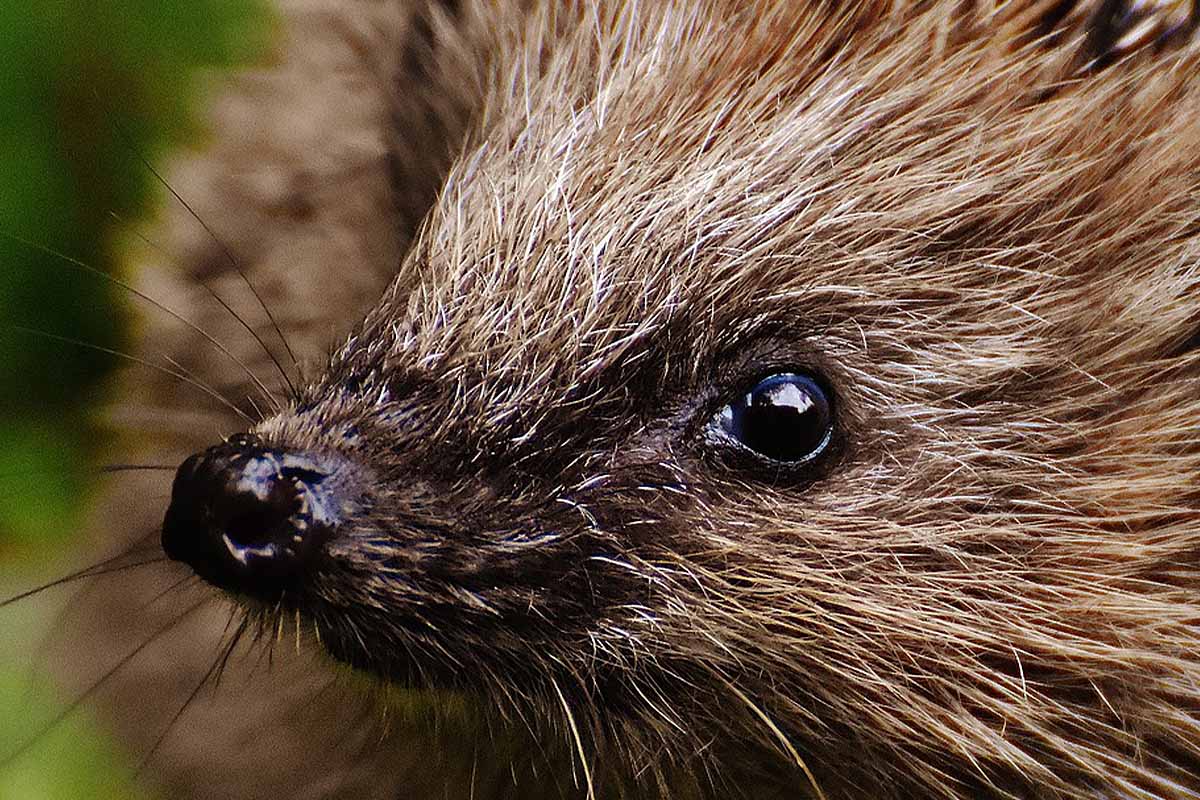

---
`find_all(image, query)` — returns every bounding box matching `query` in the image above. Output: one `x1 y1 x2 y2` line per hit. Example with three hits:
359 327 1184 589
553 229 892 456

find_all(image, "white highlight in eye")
763 380 815 413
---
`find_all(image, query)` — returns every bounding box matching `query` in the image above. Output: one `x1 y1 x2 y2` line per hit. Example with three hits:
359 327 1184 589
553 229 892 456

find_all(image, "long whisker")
0 596 211 770
1 543 165 610
97 463 177 474
0 464 175 514
135 573 202 617
121 150 302 395
23 554 181 692
212 614 251 691
0 464 175 486
133 618 239 777
9 325 254 425
161 351 265 422
111 209 298 406
1 233 281 412
2 558 168 620
25 537 189 679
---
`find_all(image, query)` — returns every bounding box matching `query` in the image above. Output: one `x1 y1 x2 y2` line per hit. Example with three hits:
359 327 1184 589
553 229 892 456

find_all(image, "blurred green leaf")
0 0 273 546
0 587 156 800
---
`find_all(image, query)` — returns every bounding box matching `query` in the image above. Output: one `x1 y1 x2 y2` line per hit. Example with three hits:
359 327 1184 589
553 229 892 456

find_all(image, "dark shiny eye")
710 373 833 464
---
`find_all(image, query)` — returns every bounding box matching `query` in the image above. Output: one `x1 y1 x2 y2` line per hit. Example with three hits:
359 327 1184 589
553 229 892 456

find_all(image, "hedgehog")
50 1 1200 798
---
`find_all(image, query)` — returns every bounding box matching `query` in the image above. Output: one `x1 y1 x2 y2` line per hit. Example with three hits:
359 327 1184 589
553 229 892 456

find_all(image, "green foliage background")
0 2 271 796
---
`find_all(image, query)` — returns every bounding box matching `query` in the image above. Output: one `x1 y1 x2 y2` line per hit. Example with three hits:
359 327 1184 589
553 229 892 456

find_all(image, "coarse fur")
63 0 1200 798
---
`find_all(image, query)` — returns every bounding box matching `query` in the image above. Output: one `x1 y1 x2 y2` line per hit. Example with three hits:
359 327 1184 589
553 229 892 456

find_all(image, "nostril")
225 508 285 548
161 437 342 600
210 464 305 549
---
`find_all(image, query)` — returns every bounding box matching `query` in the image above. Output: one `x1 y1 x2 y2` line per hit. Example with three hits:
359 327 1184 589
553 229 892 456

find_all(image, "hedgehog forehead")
387 133 827 371
324 0 1200 448
396 60 1105 354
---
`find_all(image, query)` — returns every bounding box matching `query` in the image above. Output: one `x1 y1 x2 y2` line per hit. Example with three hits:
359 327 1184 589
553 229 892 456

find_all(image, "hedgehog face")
159 2 1200 797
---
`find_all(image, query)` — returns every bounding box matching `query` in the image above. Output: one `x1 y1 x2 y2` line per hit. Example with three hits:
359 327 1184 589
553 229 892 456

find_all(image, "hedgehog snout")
161 432 345 600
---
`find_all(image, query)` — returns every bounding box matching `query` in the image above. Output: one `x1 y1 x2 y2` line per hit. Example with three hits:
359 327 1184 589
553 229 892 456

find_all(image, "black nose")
161 433 340 599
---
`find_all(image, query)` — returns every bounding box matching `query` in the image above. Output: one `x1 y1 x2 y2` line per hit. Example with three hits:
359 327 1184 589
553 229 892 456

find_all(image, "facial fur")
78 1 1200 799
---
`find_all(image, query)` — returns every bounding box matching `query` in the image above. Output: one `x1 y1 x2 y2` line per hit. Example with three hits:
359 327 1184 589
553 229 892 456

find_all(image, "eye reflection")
713 372 833 464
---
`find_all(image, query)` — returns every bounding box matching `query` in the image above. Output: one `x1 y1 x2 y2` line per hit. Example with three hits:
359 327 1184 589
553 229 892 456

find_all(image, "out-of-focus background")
0 3 270 796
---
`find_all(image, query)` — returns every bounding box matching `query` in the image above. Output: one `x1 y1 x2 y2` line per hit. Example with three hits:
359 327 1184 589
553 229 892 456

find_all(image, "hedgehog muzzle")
161 433 342 600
